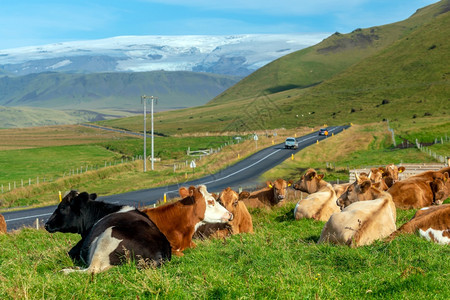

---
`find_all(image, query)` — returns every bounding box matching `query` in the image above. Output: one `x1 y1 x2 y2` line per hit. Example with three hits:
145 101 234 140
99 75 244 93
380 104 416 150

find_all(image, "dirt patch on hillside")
317 30 380 54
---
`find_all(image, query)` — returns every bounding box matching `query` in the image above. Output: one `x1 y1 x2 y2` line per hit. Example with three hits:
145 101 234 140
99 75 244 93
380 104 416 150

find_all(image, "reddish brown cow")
293 169 340 221
390 204 450 244
142 185 232 256
380 164 406 183
0 214 6 234
218 187 253 234
388 171 450 209
242 179 293 209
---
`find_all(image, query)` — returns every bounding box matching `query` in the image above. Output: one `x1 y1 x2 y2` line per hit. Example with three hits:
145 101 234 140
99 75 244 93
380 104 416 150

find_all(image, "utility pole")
141 95 158 172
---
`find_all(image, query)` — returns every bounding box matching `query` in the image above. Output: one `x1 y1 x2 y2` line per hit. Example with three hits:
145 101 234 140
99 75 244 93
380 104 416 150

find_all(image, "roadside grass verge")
262 123 440 182
0 200 449 299
0 128 309 208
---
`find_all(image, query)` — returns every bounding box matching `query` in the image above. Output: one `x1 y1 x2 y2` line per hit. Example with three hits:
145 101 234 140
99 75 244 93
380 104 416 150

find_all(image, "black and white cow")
45 191 171 274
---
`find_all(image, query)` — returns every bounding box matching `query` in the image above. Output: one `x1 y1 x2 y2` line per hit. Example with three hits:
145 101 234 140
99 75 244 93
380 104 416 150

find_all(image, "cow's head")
180 185 233 223
380 164 405 182
217 187 250 214
293 169 324 193
45 191 97 234
267 179 292 204
369 168 383 183
336 174 372 209
431 172 450 205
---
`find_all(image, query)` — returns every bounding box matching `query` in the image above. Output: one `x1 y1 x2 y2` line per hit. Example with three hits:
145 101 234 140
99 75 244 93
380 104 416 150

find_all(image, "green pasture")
0 135 232 186
0 201 449 299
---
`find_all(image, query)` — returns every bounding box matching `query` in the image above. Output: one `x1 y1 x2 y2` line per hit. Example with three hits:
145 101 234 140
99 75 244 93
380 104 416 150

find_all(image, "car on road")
318 128 328 136
284 137 298 149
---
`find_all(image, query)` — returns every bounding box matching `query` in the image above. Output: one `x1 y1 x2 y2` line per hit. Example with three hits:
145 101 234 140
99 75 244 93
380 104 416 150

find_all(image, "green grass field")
1 200 449 299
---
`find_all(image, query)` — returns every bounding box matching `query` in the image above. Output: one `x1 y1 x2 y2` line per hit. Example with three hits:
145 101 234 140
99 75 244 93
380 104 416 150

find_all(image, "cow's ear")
211 193 219 200
89 193 97 201
399 167 405 173
443 172 449 181
77 192 90 202
179 187 189 198
430 180 439 193
266 181 273 188
189 186 196 196
378 167 385 174
360 181 371 193
317 174 325 180
306 171 316 180
239 191 250 200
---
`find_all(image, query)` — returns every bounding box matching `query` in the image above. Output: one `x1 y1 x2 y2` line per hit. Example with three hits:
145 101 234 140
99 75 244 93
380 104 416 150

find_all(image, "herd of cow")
0 164 448 274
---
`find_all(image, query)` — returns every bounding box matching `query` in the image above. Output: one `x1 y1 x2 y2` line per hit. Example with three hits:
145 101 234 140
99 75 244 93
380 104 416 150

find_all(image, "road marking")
6 212 53 222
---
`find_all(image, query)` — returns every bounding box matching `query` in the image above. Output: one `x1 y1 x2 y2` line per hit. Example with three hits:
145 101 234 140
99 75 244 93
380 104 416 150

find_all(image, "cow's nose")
227 212 234 221
278 195 285 200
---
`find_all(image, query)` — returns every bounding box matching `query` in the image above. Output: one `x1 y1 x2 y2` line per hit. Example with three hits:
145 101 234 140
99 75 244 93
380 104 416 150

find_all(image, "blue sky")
0 0 439 50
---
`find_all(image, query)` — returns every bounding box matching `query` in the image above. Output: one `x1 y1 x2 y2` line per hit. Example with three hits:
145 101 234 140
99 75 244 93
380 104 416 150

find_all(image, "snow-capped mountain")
0 34 329 76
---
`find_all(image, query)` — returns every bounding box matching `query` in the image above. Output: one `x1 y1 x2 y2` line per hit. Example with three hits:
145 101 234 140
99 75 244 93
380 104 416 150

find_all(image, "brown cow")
0 214 6 234
318 191 396 247
380 164 406 183
293 169 340 221
388 171 450 209
217 187 253 234
142 185 233 256
336 173 385 209
242 179 293 209
389 204 450 245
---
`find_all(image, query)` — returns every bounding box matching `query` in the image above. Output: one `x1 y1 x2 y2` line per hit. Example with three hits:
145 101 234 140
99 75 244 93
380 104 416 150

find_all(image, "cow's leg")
62 227 122 274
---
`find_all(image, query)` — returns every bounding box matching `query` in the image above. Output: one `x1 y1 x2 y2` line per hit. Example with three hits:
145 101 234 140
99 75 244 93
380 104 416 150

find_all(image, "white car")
284 137 298 149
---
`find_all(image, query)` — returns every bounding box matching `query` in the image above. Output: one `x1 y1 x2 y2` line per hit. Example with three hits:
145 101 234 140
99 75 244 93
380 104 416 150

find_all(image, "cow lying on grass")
389 204 450 245
142 185 233 256
293 169 340 221
45 191 171 274
0 213 6 234
194 187 253 239
242 179 292 209
388 170 450 209
319 183 396 247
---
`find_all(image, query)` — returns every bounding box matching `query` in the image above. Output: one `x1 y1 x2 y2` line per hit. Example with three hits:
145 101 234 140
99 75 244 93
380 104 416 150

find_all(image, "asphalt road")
3 125 349 231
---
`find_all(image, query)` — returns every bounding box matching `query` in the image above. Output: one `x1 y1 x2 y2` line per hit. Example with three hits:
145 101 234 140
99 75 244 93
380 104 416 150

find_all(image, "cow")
388 170 450 209
318 190 396 247
380 164 406 183
217 187 253 234
333 182 352 198
193 223 233 240
142 185 233 256
0 213 6 234
242 179 293 209
44 191 171 274
336 173 384 209
389 204 450 245
293 169 340 221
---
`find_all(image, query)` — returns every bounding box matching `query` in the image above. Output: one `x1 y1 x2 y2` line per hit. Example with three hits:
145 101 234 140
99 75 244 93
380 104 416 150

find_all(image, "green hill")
97 1 449 135
0 71 240 111
210 0 449 105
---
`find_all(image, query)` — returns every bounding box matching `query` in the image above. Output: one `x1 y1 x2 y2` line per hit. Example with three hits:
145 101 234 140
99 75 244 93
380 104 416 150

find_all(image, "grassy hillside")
97 1 449 136
209 0 450 104
0 71 240 111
